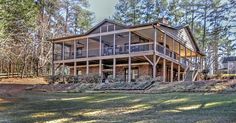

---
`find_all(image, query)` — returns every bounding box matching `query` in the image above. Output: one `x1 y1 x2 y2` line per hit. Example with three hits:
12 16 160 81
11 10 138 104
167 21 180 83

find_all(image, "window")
76 48 82 56
108 25 115 32
125 68 139 81
77 70 82 75
101 26 107 32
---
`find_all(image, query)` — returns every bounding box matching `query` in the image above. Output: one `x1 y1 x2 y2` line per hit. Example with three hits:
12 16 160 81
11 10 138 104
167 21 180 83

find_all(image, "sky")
88 0 118 24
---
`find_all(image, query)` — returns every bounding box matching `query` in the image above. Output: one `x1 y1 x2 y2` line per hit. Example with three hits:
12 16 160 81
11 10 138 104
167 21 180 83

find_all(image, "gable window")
108 24 115 32
101 26 107 32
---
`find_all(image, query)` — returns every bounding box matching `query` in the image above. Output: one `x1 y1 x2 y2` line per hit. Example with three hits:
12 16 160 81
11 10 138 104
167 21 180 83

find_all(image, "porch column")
172 38 174 59
99 35 102 56
178 65 181 81
171 62 173 82
62 41 65 82
164 34 167 55
74 62 76 76
154 29 157 53
74 40 76 59
153 29 157 78
99 59 102 76
62 41 65 60
113 58 116 79
63 62 65 82
153 55 157 78
86 38 88 58
178 43 181 62
113 34 116 55
163 59 166 82
184 46 187 79
86 61 89 74
128 57 131 82
128 31 131 82
129 31 131 53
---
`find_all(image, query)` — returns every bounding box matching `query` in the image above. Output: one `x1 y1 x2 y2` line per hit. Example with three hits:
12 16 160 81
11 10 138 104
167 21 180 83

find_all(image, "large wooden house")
50 19 204 82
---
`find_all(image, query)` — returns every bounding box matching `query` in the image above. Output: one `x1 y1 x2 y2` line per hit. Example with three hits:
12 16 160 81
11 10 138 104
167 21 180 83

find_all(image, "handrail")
130 42 153 46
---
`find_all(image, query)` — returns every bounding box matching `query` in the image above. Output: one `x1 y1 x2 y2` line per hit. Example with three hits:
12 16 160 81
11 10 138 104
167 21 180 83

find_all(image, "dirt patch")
0 77 48 85
0 84 33 97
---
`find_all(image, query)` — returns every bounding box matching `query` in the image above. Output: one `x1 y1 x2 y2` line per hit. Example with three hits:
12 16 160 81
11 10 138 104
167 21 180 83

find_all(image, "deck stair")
184 70 198 81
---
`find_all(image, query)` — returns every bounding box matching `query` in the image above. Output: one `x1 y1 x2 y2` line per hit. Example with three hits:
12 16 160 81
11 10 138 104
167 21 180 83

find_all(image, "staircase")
184 62 200 82
184 70 198 81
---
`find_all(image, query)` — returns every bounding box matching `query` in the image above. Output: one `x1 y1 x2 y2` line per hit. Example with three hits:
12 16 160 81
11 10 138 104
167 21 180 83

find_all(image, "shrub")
135 75 153 83
47 75 62 84
106 75 125 83
65 75 76 83
75 74 102 83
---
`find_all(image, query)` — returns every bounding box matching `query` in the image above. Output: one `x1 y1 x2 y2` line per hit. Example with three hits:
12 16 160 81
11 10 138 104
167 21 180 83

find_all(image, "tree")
113 0 142 25
0 0 94 77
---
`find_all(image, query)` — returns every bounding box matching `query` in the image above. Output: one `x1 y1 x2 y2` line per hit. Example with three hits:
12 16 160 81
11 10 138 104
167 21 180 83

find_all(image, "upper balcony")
53 28 200 68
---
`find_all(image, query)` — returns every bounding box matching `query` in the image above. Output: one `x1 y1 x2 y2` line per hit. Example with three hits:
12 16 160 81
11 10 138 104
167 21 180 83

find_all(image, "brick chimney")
161 17 169 25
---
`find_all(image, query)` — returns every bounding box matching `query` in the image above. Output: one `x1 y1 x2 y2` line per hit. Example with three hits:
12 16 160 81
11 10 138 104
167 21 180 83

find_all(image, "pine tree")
113 0 142 25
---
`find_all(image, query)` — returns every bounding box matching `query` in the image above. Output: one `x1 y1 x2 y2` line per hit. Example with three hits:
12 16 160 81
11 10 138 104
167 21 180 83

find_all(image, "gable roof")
86 19 127 35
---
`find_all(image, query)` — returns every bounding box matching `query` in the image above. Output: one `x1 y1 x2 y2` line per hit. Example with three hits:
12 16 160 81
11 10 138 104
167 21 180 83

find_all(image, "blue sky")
88 0 118 24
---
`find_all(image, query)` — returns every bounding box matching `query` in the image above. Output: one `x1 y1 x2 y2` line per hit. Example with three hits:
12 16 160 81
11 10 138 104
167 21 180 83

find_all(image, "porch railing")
156 43 179 61
130 42 153 53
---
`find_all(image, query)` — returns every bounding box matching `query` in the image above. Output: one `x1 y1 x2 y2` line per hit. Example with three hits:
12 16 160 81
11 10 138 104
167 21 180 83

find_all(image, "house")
49 19 204 82
220 56 236 74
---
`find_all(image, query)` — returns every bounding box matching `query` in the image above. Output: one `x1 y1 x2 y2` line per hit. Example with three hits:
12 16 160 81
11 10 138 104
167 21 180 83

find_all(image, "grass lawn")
0 92 236 123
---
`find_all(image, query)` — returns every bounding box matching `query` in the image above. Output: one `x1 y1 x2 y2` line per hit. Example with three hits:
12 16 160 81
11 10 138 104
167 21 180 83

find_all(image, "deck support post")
86 61 89 75
171 62 173 82
153 55 157 78
128 57 131 82
128 31 131 82
99 59 102 76
62 42 65 82
113 58 116 79
163 59 166 82
184 46 187 79
74 62 76 76
74 40 76 59
178 65 181 82
73 40 76 76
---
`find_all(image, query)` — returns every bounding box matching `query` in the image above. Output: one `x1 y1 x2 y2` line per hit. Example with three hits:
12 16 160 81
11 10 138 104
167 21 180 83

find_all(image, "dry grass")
0 92 236 123
0 77 47 85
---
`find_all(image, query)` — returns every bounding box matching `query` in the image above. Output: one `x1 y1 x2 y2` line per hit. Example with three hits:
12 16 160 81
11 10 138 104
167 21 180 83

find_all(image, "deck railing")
76 51 87 58
54 42 192 68
156 43 179 61
130 42 153 53
88 49 100 57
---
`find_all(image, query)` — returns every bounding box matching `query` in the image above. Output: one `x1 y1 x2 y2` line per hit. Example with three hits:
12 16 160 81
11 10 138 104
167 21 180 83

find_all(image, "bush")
75 74 102 83
106 75 124 83
135 75 155 83
65 75 76 83
47 75 62 84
